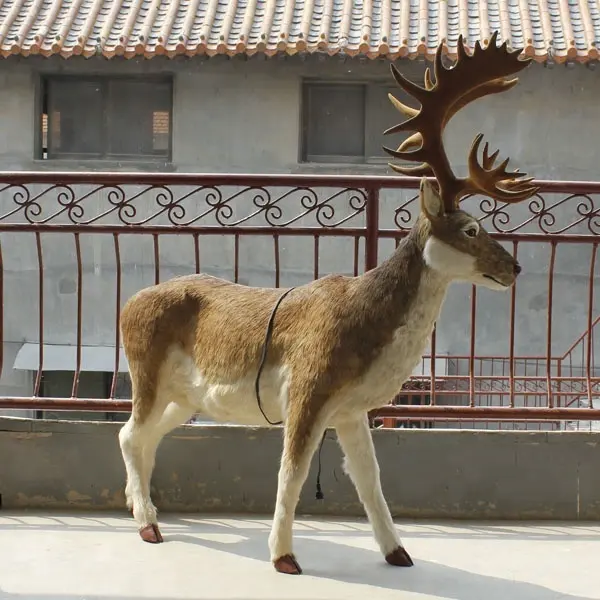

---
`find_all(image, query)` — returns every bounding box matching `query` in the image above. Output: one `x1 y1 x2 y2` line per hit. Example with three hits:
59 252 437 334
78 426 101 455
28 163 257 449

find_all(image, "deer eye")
463 226 478 238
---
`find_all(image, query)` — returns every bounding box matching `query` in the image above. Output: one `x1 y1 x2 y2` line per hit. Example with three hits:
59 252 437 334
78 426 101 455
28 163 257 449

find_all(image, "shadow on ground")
168 520 595 600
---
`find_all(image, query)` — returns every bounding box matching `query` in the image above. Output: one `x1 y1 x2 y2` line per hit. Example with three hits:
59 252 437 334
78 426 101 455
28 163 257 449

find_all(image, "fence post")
366 185 379 429
365 185 379 272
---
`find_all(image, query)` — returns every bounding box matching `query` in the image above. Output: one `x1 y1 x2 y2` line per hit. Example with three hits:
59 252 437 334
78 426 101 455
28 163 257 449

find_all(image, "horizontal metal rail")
2 397 600 422
0 171 599 193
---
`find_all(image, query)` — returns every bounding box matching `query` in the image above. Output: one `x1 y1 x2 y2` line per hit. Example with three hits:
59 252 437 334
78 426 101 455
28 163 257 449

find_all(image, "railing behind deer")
0 172 598 430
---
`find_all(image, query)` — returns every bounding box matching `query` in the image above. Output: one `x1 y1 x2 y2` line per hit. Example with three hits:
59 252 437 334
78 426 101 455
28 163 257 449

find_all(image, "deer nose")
514 262 522 275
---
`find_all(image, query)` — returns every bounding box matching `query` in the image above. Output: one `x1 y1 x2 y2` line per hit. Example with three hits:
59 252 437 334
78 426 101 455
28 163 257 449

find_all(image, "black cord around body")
254 286 296 426
254 286 326 500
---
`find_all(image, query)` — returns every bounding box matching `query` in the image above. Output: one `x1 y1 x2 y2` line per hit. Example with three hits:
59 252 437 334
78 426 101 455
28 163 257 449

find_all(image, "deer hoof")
385 546 414 567
273 554 303 575
139 524 163 544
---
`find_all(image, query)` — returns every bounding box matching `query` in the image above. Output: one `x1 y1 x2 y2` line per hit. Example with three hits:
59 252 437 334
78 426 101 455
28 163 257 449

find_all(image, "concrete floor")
0 513 598 600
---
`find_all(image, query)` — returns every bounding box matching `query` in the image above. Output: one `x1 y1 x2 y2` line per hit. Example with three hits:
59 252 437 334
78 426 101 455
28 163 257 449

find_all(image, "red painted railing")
0 171 598 429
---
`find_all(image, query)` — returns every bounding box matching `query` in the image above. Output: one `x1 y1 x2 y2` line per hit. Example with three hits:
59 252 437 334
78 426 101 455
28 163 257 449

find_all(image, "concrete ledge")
1 416 599 519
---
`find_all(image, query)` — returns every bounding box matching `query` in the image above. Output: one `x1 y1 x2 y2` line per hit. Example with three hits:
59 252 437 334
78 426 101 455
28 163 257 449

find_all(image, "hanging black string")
254 285 327 500
254 286 296 426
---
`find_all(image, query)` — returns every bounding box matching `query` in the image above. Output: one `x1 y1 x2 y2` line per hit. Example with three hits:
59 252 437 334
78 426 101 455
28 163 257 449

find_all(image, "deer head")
383 32 539 290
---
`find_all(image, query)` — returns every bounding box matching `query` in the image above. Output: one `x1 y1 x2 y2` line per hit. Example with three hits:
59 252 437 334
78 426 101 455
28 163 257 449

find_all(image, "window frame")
300 78 416 166
38 74 174 163
301 81 367 164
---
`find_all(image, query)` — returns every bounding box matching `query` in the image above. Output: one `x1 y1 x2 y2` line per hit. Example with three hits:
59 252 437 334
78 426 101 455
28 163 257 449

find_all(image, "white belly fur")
156 346 291 426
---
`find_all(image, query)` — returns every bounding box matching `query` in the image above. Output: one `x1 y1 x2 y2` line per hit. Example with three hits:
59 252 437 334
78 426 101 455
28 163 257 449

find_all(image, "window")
40 77 172 161
301 80 416 164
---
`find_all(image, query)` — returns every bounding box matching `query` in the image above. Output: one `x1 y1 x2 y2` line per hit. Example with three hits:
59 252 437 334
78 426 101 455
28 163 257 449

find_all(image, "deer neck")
357 215 450 334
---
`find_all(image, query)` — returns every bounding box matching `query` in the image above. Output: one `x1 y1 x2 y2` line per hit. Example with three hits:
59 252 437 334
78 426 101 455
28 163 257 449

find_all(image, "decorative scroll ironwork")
0 183 368 228
394 190 600 234
479 192 600 235
2 178 599 235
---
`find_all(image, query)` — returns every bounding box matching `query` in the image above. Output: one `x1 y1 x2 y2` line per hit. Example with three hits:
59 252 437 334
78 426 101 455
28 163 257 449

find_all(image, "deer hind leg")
119 413 159 541
119 399 194 544
269 405 326 575
335 414 414 567
141 401 195 496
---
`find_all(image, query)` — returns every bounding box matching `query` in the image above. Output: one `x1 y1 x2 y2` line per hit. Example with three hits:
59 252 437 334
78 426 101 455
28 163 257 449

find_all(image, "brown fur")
120 203 518 436
120 219 431 428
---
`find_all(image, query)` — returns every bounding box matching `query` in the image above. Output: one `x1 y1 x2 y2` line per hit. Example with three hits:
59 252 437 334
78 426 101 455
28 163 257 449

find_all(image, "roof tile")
0 0 597 62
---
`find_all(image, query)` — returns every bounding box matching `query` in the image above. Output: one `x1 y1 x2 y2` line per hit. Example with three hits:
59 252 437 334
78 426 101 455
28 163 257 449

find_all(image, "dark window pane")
47 80 104 158
304 84 365 159
365 84 416 160
106 80 171 158
43 77 172 160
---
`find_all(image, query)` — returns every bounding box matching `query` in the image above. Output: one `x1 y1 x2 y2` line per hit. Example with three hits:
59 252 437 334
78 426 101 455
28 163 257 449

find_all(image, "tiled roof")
0 0 598 63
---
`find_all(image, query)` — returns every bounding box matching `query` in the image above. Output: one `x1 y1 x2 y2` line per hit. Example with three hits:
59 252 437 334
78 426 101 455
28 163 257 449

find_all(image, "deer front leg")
335 414 414 567
269 407 325 575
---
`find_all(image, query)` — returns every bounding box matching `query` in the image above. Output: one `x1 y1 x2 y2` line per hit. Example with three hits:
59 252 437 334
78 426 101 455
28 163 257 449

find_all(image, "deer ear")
419 177 445 220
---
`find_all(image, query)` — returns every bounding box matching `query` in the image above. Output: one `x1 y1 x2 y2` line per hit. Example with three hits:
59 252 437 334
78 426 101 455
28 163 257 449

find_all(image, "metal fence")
0 171 598 430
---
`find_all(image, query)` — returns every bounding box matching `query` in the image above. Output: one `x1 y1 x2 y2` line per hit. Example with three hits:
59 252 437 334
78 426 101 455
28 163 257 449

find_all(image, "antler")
383 32 539 211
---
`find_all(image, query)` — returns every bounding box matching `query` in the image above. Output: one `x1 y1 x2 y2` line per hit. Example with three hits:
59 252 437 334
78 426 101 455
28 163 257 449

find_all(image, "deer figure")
118 32 537 575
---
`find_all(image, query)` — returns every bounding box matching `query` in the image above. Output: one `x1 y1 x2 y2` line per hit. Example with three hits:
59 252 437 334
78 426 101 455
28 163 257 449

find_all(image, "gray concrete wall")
1 416 599 519
0 56 598 401
0 55 598 178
